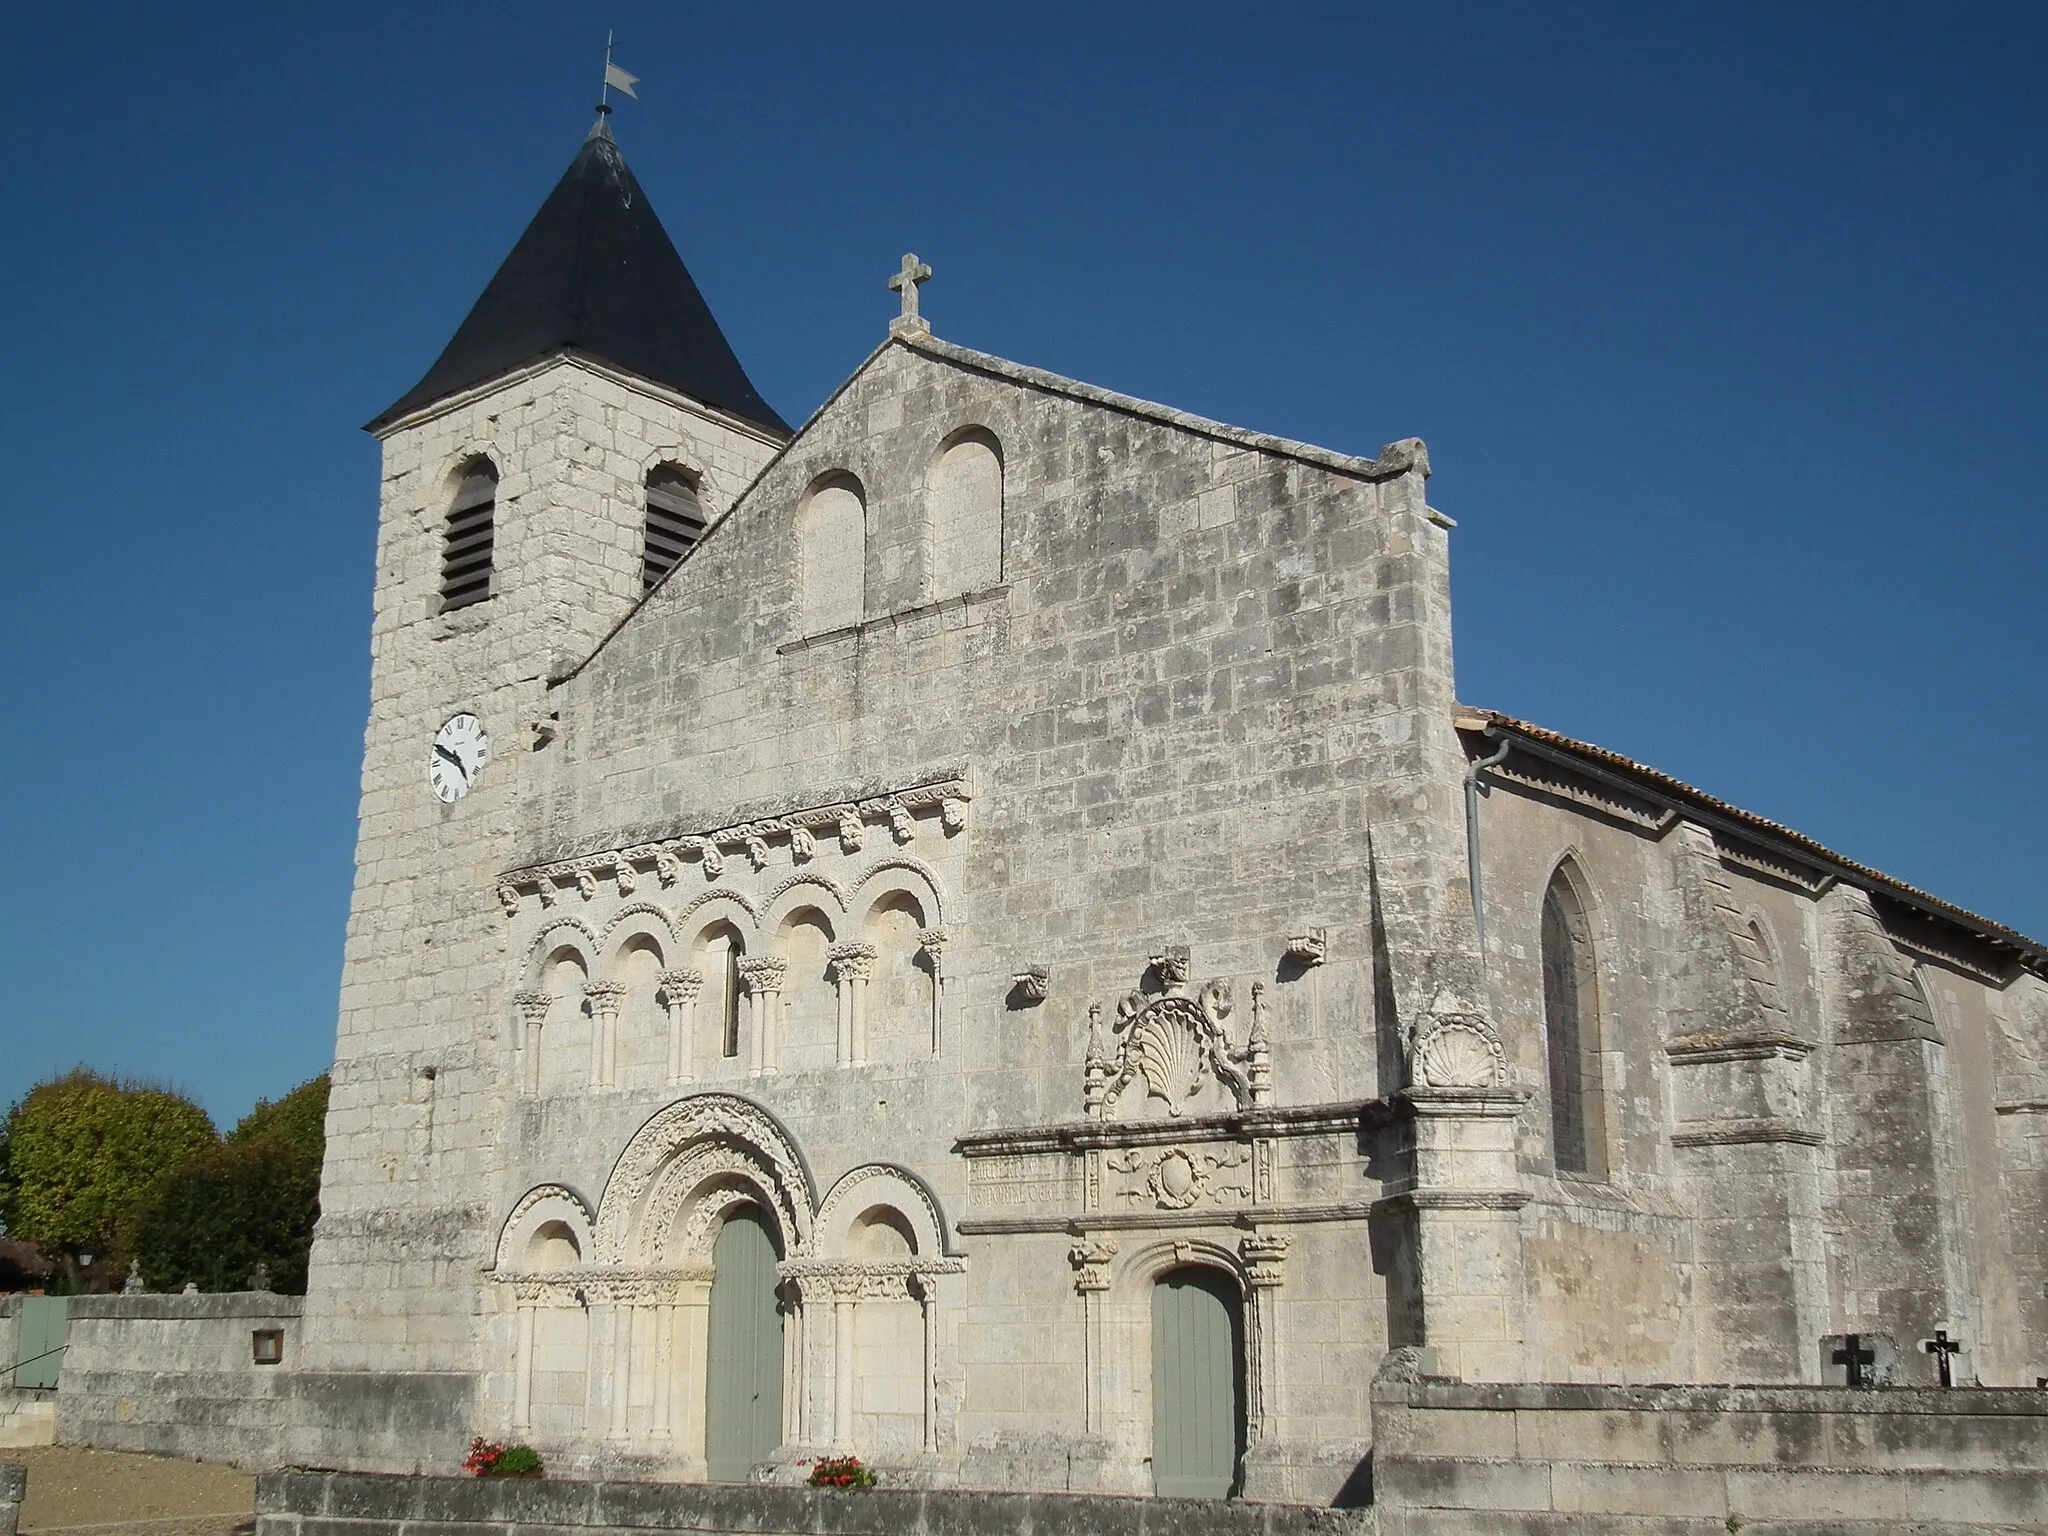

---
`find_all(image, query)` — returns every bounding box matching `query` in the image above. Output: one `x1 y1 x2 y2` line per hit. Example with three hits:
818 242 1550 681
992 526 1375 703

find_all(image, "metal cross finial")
889 253 933 338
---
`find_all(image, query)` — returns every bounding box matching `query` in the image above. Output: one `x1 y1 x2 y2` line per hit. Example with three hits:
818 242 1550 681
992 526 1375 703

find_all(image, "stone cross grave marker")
1822 1332 1899 1388
1923 1329 1964 1387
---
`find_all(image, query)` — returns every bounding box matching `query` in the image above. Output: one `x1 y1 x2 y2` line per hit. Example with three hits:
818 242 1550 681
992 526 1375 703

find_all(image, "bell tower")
296 122 788 1458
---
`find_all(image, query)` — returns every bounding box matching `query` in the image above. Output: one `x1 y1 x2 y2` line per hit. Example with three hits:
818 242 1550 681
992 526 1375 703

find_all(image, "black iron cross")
1924 1329 1963 1388
1832 1333 1875 1388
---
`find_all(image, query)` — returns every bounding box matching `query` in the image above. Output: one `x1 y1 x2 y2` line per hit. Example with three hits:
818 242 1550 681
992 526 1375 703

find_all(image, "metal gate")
11 1296 68 1390
704 1208 783 1482
1151 1267 1244 1498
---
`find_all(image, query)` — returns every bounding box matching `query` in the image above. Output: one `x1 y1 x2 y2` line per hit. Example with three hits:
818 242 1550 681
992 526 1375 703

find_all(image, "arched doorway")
705 1206 784 1481
1151 1267 1245 1498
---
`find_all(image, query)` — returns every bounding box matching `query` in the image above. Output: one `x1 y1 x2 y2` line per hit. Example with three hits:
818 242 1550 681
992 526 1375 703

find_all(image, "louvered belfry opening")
440 461 499 612
643 466 706 592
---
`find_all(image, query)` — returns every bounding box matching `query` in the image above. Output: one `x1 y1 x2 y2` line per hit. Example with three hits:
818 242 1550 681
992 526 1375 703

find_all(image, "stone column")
915 1272 939 1452
512 1283 540 1431
659 968 703 1085
675 1272 714 1469
651 1297 674 1441
832 1282 856 1446
585 1290 614 1434
1069 1240 1117 1433
1237 1234 1291 1499
584 981 625 1090
512 991 553 1097
919 928 948 1057
828 943 877 1067
737 957 787 1077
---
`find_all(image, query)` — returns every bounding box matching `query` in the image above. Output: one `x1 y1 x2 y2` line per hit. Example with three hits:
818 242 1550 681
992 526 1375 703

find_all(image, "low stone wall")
55 1293 302 1467
1372 1378 2048 1533
258 1470 1374 1536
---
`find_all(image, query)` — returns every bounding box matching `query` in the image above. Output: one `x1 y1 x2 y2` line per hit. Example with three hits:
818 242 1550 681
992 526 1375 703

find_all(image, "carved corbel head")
573 867 599 901
789 826 815 862
1012 964 1050 1003
613 859 637 896
886 801 916 844
941 796 968 834
837 808 865 853
496 884 523 919
1150 947 1192 993
1285 928 1328 966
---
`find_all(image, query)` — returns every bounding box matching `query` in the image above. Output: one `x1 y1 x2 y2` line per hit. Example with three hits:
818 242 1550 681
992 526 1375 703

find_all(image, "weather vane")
596 30 639 118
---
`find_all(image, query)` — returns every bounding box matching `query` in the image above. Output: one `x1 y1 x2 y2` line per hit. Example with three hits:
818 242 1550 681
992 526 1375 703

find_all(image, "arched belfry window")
1540 862 1608 1179
440 460 498 613
643 465 706 592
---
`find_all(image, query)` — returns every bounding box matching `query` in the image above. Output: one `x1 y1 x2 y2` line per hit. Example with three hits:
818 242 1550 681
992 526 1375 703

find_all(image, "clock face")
429 713 488 803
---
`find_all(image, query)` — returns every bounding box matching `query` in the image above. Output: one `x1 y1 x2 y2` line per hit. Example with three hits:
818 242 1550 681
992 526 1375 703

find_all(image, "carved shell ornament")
1098 970 1255 1118
1405 999 1509 1090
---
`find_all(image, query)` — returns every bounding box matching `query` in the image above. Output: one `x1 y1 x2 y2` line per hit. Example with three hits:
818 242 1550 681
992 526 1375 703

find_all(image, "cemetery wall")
1371 1377 2048 1533
256 1469 1373 1536
54 1293 301 1467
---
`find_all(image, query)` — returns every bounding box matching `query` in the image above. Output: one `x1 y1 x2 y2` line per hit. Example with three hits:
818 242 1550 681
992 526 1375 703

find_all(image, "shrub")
464 1438 543 1477
805 1454 876 1489
125 1137 321 1294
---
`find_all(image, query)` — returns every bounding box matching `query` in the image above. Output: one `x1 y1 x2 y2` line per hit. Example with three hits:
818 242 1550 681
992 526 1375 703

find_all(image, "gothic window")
643 465 706 592
797 474 866 634
926 429 1002 598
440 459 498 612
1540 862 1608 1179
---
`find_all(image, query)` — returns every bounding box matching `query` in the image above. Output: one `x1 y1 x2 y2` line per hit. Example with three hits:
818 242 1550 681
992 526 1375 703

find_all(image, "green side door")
704 1207 783 1482
1152 1268 1244 1498
13 1296 68 1390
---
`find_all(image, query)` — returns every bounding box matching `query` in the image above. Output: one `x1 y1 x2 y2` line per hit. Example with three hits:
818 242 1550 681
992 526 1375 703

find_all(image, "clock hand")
434 743 470 781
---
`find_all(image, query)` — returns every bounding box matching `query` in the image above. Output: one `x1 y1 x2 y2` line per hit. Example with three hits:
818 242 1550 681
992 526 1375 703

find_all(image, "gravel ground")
6 1445 253 1536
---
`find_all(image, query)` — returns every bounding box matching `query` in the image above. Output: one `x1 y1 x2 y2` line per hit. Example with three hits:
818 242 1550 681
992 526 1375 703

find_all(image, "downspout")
1464 727 1513 957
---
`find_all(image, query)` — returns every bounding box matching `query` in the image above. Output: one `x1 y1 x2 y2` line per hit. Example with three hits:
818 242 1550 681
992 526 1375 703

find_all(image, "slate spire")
372 123 789 434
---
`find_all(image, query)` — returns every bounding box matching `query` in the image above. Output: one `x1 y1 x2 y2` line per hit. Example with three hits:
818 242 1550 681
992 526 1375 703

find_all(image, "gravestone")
1821 1332 1901 1387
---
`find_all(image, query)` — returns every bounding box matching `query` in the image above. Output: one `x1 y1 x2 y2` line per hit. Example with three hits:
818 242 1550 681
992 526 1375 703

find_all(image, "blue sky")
1 3 2041 1125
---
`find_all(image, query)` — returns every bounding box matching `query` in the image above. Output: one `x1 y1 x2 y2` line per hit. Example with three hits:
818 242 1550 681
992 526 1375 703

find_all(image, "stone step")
0 1396 55 1449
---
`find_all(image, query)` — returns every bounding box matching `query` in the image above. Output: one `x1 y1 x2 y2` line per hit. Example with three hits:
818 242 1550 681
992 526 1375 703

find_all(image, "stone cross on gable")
889 253 933 338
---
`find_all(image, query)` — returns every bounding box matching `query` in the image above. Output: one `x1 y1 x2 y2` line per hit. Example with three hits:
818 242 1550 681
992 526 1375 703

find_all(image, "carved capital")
1069 1239 1118 1292
512 989 556 1026
658 968 704 1006
917 927 948 976
827 941 878 984
1239 1232 1291 1287
584 980 627 1017
737 955 789 995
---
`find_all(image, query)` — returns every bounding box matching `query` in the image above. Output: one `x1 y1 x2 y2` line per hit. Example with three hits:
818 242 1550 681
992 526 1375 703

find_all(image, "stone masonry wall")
301 348 784 1441
1371 1377 2048 1534
53 1293 301 1467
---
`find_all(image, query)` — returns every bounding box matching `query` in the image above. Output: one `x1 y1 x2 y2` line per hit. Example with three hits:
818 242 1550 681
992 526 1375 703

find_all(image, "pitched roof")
370 123 790 435
1461 708 2048 974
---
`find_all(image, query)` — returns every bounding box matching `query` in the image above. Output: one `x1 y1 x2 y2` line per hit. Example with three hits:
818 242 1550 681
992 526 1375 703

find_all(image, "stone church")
292 122 2048 1502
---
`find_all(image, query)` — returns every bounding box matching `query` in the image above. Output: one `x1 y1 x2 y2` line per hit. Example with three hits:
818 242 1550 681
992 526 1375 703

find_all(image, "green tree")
0 1070 219 1287
126 1073 329 1294
230 1074 330 1163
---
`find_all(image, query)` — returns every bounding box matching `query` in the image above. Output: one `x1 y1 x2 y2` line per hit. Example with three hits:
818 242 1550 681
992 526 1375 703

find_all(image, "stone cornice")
957 1200 1377 1237
1670 1119 1825 1148
955 1100 1375 1158
1664 1031 1815 1066
497 771 970 916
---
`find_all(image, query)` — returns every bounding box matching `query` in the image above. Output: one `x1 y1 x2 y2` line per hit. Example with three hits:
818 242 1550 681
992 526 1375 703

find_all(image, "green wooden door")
1152 1268 1244 1498
13 1296 68 1390
704 1207 783 1482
